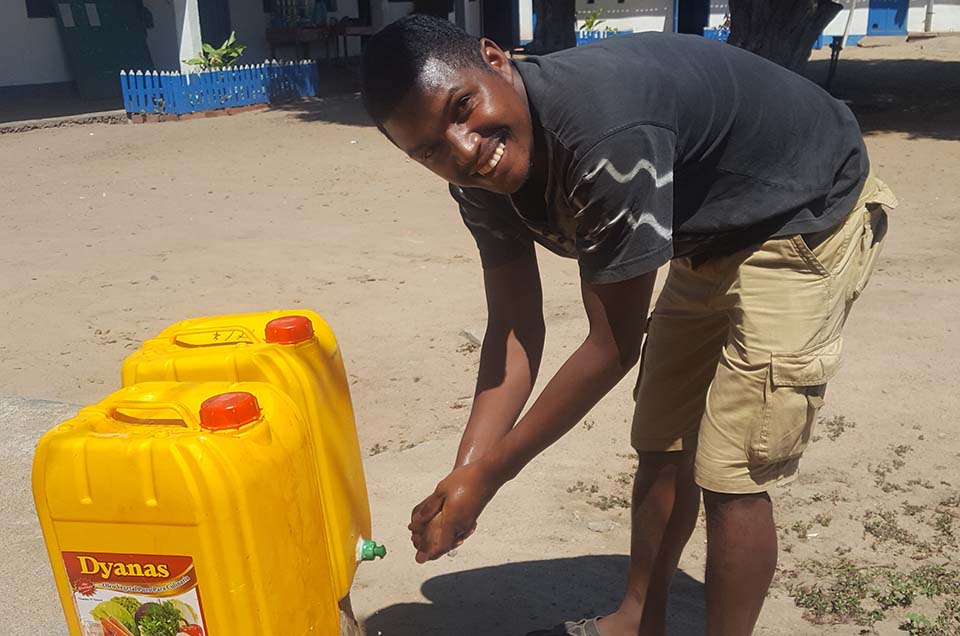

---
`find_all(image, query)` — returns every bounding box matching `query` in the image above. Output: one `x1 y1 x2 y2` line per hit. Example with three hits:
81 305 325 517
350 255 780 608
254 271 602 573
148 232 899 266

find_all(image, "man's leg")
693 179 892 635
599 259 729 636
703 490 777 636
636 449 701 636
599 449 700 636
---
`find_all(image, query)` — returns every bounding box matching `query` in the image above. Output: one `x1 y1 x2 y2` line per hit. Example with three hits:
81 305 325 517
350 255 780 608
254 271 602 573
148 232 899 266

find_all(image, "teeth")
478 142 506 176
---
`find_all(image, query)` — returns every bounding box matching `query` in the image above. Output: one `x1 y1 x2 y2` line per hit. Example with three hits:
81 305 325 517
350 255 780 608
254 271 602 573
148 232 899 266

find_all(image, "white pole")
924 0 935 32
840 0 857 49
173 0 203 73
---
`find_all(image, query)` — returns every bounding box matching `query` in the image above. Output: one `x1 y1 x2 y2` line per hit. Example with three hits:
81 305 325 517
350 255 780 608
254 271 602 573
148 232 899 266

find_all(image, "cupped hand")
408 459 502 563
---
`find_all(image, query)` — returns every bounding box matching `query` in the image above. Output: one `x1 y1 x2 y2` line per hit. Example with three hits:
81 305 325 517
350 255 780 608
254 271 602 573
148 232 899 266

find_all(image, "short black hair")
361 15 487 125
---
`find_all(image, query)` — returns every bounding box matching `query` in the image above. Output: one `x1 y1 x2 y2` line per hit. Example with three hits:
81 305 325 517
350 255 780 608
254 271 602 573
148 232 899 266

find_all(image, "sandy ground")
1 37 959 635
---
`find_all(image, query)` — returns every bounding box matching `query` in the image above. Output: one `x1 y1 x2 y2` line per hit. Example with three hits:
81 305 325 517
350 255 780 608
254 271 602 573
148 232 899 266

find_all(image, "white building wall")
935 4 960 30
910 0 960 31
601 13 671 33
575 0 671 33
908 0 928 31
821 2 870 36
0 4 70 87
706 1 727 29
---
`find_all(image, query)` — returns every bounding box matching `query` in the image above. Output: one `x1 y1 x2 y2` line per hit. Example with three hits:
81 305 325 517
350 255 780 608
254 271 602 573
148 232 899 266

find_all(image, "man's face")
382 40 533 195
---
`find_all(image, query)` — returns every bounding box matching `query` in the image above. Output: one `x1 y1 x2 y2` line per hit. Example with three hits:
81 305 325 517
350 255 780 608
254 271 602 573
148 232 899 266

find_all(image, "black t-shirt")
453 32 869 284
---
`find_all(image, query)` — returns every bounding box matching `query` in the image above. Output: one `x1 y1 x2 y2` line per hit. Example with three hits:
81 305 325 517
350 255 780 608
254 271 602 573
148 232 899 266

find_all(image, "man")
359 15 897 636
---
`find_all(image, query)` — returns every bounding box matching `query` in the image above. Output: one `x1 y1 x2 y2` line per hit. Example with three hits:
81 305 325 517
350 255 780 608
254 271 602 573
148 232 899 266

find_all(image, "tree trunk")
526 0 576 54
727 0 842 73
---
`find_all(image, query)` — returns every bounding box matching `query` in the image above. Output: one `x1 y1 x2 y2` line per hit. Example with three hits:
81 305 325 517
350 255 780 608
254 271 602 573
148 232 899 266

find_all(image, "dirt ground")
1 37 958 635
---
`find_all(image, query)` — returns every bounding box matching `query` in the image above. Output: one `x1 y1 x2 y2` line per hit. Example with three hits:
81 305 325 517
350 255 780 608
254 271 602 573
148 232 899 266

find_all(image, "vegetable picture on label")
61 552 206 636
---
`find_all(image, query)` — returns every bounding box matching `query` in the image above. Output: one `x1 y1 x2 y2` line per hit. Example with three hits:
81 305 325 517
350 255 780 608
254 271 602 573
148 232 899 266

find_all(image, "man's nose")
447 126 480 172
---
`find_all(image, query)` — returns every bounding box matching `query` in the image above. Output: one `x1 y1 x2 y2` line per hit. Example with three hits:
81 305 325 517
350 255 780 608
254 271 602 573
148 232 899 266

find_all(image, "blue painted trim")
673 0 679 33
702 28 729 41
576 29 635 47
701 28 863 50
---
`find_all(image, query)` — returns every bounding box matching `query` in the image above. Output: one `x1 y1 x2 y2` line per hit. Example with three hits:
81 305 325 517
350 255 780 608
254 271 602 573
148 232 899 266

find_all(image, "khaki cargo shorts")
632 175 899 494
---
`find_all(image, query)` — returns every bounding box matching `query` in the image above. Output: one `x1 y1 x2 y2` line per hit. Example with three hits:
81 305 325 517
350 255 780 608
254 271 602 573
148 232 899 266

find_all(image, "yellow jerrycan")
32 381 357 636
120 310 371 603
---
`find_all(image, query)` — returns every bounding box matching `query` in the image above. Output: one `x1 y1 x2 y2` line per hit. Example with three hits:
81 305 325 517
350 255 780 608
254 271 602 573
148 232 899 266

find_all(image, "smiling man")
360 15 896 636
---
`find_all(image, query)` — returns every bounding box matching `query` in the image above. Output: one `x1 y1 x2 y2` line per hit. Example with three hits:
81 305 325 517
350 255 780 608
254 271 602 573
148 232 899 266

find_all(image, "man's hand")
409 459 503 563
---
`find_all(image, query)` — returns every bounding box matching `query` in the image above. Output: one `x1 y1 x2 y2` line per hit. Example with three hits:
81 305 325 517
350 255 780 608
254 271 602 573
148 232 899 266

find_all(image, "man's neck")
511 62 548 196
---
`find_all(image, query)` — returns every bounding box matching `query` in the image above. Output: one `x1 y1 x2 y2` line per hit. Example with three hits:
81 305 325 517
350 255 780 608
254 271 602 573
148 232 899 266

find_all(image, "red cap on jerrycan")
200 392 261 431
264 315 314 344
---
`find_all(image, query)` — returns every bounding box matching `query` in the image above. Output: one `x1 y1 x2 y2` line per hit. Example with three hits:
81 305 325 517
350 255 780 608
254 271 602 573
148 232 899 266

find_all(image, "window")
26 0 55 19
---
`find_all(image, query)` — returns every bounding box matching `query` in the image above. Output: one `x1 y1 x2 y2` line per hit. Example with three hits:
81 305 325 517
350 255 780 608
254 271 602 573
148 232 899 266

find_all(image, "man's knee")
633 450 697 493
702 489 772 517
637 448 694 473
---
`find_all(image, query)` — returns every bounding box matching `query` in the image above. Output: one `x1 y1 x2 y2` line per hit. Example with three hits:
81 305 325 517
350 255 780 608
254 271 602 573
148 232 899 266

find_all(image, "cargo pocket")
852 178 899 301
747 336 843 465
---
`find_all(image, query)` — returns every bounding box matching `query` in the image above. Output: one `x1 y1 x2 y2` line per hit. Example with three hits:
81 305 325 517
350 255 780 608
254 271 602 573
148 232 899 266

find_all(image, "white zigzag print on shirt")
577 156 674 252
583 157 674 188
581 208 672 252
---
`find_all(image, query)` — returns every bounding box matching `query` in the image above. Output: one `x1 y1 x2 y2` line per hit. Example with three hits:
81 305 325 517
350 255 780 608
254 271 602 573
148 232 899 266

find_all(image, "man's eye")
422 148 435 161
456 96 471 121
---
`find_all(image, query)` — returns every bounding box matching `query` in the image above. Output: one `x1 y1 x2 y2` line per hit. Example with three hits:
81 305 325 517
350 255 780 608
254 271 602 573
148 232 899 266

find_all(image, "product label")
62 551 207 636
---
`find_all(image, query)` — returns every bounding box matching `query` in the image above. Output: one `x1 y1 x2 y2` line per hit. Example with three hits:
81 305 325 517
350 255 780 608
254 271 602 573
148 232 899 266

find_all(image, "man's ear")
479 38 511 77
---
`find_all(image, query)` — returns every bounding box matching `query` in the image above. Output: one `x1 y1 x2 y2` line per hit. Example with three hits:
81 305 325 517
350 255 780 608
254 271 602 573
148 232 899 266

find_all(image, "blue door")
867 0 908 35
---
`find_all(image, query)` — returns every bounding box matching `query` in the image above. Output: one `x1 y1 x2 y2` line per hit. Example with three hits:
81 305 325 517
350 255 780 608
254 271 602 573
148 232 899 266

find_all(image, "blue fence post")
166 72 182 115
185 72 198 114
134 70 145 112
202 70 213 111
222 68 231 108
214 69 224 109
149 70 160 113
229 67 237 106
144 71 153 113
119 71 131 112
209 69 217 110
259 63 269 104
247 64 257 105
182 72 192 114
238 65 248 106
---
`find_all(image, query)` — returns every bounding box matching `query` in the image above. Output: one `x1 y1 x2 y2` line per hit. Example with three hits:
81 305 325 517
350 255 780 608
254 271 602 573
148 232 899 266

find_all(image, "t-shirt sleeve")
567 125 677 284
450 184 535 269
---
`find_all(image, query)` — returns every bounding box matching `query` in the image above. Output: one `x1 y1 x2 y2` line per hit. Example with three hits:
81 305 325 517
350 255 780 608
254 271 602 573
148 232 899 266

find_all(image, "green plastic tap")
360 539 386 561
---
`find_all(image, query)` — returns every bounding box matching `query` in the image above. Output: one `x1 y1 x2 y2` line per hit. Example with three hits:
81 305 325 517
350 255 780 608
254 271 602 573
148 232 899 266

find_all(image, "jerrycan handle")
108 401 200 429
107 392 262 432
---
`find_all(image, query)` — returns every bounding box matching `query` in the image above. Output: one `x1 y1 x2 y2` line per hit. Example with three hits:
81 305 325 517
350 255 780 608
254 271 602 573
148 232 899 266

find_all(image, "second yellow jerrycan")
120 310 371 604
